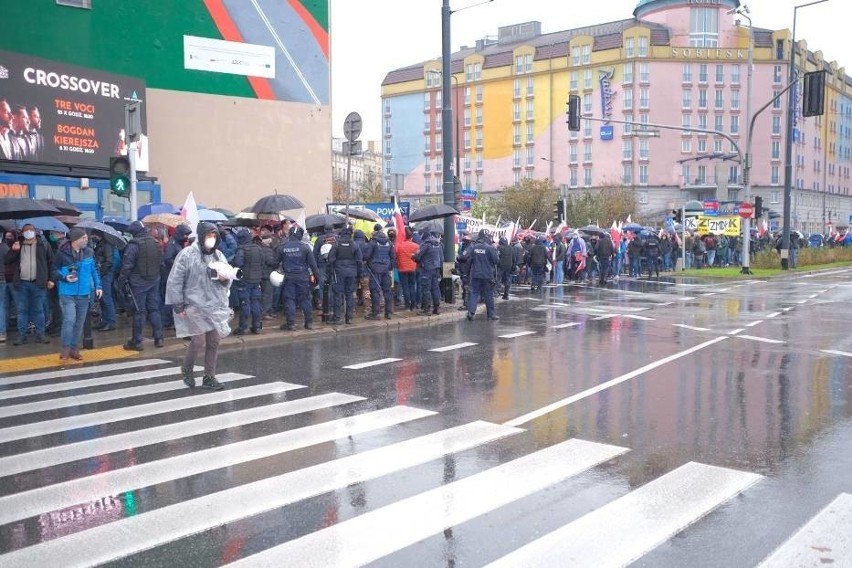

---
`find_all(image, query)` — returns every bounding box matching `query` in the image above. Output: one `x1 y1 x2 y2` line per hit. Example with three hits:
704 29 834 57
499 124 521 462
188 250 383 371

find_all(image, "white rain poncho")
165 243 233 339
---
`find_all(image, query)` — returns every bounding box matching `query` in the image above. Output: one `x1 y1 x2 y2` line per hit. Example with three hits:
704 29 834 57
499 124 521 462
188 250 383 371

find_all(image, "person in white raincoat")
166 221 232 390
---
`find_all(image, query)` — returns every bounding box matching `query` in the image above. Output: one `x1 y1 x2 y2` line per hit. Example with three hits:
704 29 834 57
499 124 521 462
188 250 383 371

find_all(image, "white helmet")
269 270 285 287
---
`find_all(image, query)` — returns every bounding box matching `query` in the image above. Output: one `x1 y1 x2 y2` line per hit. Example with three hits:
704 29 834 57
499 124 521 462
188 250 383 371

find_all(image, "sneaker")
466 312 474 321
417 310 431 317
280 323 295 331
232 329 247 336
384 313 392 320
328 318 342 325
123 342 144 352
96 324 116 332
59 347 71 360
487 315 500 321
69 348 83 360
201 375 224 391
304 321 313 330
12 335 26 346
154 338 164 348
35 335 50 344
181 366 196 388
365 313 381 321
250 327 261 335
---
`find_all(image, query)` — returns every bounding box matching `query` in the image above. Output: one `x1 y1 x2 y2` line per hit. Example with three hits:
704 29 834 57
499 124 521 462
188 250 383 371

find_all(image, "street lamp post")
782 0 830 269
440 0 455 271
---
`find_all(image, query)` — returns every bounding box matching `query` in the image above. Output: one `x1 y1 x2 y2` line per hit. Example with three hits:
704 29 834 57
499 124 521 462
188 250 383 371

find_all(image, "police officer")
119 220 164 350
364 223 396 320
413 231 443 316
313 223 337 321
497 236 515 300
279 226 320 331
455 231 472 311
464 229 499 321
643 234 661 279
232 228 266 335
328 226 362 324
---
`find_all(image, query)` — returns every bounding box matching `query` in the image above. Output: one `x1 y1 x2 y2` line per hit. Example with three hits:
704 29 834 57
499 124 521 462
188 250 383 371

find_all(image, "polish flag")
609 221 621 247
759 218 768 237
625 214 632 224
180 192 200 239
392 198 406 241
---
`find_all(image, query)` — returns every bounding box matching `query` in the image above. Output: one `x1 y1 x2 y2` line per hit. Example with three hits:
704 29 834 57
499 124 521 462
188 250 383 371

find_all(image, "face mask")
47 233 58 243
204 237 217 250
23 231 35 240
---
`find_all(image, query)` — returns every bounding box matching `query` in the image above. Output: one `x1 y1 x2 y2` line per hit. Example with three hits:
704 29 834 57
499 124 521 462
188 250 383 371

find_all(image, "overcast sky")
329 0 844 141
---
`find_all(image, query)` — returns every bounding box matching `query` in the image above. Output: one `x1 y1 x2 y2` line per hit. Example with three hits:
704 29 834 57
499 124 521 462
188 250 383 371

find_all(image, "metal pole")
440 0 456 301
129 141 138 222
681 205 687 271
740 11 754 274
345 144 352 224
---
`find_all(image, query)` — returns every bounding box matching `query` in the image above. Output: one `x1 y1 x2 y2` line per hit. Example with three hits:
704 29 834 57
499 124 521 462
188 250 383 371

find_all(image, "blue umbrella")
101 216 130 231
623 223 644 232
198 209 228 222
137 203 179 219
15 217 69 233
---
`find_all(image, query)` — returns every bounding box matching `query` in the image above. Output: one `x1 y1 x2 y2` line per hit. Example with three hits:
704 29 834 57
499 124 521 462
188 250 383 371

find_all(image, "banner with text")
0 50 148 170
695 215 741 236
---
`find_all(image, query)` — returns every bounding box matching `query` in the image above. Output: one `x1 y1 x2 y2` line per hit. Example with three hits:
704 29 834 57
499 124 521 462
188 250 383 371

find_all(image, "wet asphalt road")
0 269 850 567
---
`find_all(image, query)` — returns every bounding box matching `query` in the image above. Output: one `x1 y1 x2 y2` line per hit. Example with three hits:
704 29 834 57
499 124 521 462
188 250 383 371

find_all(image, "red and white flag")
180 192 200 238
392 198 406 241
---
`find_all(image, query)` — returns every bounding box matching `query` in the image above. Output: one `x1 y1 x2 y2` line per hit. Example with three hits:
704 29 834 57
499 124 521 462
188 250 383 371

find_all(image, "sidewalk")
0 297 469 373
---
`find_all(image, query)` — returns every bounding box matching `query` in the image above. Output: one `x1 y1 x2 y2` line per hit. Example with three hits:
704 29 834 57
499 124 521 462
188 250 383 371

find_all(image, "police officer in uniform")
232 228 266 335
328 226 362 324
497 236 515 300
279 226 320 331
119 220 164 350
464 229 499 321
313 223 337 321
455 231 472 311
364 224 396 320
413 231 443 316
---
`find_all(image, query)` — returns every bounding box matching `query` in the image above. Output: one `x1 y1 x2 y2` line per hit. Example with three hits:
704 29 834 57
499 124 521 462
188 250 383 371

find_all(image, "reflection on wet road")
0 270 850 566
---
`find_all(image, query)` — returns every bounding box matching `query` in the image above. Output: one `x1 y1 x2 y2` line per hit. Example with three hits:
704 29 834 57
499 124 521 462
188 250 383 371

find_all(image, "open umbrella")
0 198 61 219
101 216 130 231
338 207 383 223
250 193 304 214
198 209 229 222
137 203 180 218
15 217 70 233
414 219 445 235
408 203 459 222
210 207 236 218
579 224 607 237
74 219 128 250
622 222 644 232
305 213 346 232
142 213 187 228
39 198 81 216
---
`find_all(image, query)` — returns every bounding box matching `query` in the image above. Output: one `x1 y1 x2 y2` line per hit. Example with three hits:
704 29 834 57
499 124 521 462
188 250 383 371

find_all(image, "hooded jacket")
120 221 162 284
497 238 514 271
54 241 102 297
413 234 442 271
233 228 266 284
465 232 499 279
364 229 395 273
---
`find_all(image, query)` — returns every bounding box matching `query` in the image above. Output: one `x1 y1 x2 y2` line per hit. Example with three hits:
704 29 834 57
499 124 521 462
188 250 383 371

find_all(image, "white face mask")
22 230 35 240
204 237 217 250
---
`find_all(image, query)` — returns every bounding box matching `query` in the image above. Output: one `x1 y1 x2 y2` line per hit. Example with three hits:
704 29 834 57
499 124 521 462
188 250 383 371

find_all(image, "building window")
436 137 442 152
513 101 521 121
513 124 521 145
731 90 740 110
513 78 522 99
698 88 707 109
682 138 692 153
476 153 483 170
682 164 691 182
639 139 649 159
569 144 578 164
570 71 578 91
513 148 521 168
584 142 592 162
624 114 633 134
527 76 535 97
584 167 593 187
731 64 741 85
526 99 535 120
698 113 708 130
584 119 593 138
640 62 650 83
625 37 634 58
624 89 634 110
639 88 650 109
584 69 593 89
515 55 525 75
476 129 483 148
697 165 706 184
526 146 535 166
425 160 431 172
714 115 724 132
570 169 578 188
464 154 471 171
463 87 471 105
424 176 431 194
771 140 781 159
623 63 634 84
773 65 782 83
474 62 482 80
690 7 719 47
623 165 633 184
464 109 471 127
384 99 391 114
638 37 648 57
682 113 692 128
424 92 430 111
640 113 649 126
526 123 535 143
463 130 471 150
572 46 581 66
772 115 781 135
385 140 392 155
583 93 593 114
424 115 431 131
623 140 633 160
682 63 692 83
476 107 483 126
771 190 780 203
639 165 649 185
773 90 782 109
476 85 484 103
638 191 648 204
714 138 723 153
729 165 740 184
466 63 474 82
699 64 708 83
436 92 442 109
715 64 724 84
715 89 724 109
385 118 392 136
682 89 692 108
582 45 591 64
698 138 707 153
730 115 739 135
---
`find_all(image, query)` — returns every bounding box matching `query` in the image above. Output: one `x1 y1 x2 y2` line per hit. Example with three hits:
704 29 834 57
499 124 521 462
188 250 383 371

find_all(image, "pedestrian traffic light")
802 70 826 117
754 195 763 218
566 95 581 132
672 209 683 223
553 199 565 222
109 156 131 198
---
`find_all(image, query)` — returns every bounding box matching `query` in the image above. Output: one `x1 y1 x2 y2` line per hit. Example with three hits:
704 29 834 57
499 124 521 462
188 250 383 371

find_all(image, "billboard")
327 202 411 222
0 50 148 170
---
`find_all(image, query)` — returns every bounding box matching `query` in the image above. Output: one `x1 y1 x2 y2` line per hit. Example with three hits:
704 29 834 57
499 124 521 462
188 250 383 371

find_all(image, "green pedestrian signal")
109 156 131 198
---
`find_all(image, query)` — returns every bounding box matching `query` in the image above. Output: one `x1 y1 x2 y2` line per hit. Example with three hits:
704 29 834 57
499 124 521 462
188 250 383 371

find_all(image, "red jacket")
396 239 419 273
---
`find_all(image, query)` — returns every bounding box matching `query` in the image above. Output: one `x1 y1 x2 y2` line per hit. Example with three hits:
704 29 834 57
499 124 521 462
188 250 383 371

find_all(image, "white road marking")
808 294 819 299
737 335 785 345
758 493 852 568
343 358 402 370
673 324 711 332
0 377 300 444
0 392 363 478
551 322 582 329
0 421 521 567
233 439 629 568
0 406 436 526
782 307 793 312
550 302 572 307
429 342 478 353
727 329 745 335
488 462 761 568
745 320 764 328
504 337 727 427
701 292 718 296
593 314 619 320
821 349 852 358
0 359 171 386
499 331 537 339
621 315 655 321
796 300 809 304
766 312 782 319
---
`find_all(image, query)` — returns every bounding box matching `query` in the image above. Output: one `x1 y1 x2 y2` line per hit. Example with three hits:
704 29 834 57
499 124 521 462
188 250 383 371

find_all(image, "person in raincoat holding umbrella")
165 221 232 391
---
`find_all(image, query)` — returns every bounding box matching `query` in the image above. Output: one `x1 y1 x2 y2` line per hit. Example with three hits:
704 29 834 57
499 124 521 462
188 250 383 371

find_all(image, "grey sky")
329 0 845 141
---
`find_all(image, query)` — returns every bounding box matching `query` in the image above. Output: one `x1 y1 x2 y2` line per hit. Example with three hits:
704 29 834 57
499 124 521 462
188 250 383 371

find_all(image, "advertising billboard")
0 50 148 170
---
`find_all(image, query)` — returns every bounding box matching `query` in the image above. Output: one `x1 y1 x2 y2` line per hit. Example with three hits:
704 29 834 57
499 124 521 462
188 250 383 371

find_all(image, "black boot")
181 366 196 388
201 375 224 391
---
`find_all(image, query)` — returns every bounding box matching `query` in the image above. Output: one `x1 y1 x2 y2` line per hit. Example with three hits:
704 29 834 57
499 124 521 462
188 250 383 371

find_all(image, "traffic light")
566 95 581 132
802 70 826 117
754 195 763 218
109 156 131 198
671 209 683 223
553 199 565 222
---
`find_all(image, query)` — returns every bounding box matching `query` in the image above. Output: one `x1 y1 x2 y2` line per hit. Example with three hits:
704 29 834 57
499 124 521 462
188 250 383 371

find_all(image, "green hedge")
751 246 852 269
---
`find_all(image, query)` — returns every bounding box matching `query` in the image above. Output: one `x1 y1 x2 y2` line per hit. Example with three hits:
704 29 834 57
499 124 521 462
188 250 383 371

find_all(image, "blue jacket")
329 231 362 278
364 230 395 273
219 229 238 262
54 242 102 297
279 235 319 280
465 239 499 279
413 236 443 271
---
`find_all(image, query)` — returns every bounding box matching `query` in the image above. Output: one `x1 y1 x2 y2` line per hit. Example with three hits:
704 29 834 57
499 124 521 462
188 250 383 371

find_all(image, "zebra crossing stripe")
343 358 402 370
487 461 761 568
499 331 536 339
0 392 364 477
0 421 521 567
0 359 170 386
0 405 436 526
0 367 224 416
821 349 852 358
551 322 582 329
429 342 478 352
0 366 202 401
757 493 852 567
230 439 628 568
0 377 302 444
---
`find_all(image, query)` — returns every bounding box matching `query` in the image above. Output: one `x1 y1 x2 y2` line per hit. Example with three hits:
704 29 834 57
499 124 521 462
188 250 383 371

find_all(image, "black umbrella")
338 207 383 222
579 224 607 237
249 193 304 214
39 198 81 216
74 219 128 249
305 213 346 232
225 216 263 227
408 203 459 222
210 207 236 218
0 198 61 219
414 219 445 235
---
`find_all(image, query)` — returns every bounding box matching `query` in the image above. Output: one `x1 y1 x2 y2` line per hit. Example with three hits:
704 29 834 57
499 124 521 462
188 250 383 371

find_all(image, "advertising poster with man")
0 50 148 171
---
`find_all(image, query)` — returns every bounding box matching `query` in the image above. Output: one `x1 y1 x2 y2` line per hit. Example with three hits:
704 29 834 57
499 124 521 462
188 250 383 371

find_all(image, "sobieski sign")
0 50 147 170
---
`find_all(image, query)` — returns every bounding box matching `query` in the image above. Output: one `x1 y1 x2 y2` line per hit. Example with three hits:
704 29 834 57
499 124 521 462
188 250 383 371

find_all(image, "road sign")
343 112 362 142
738 202 754 219
703 200 719 216
342 140 362 156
